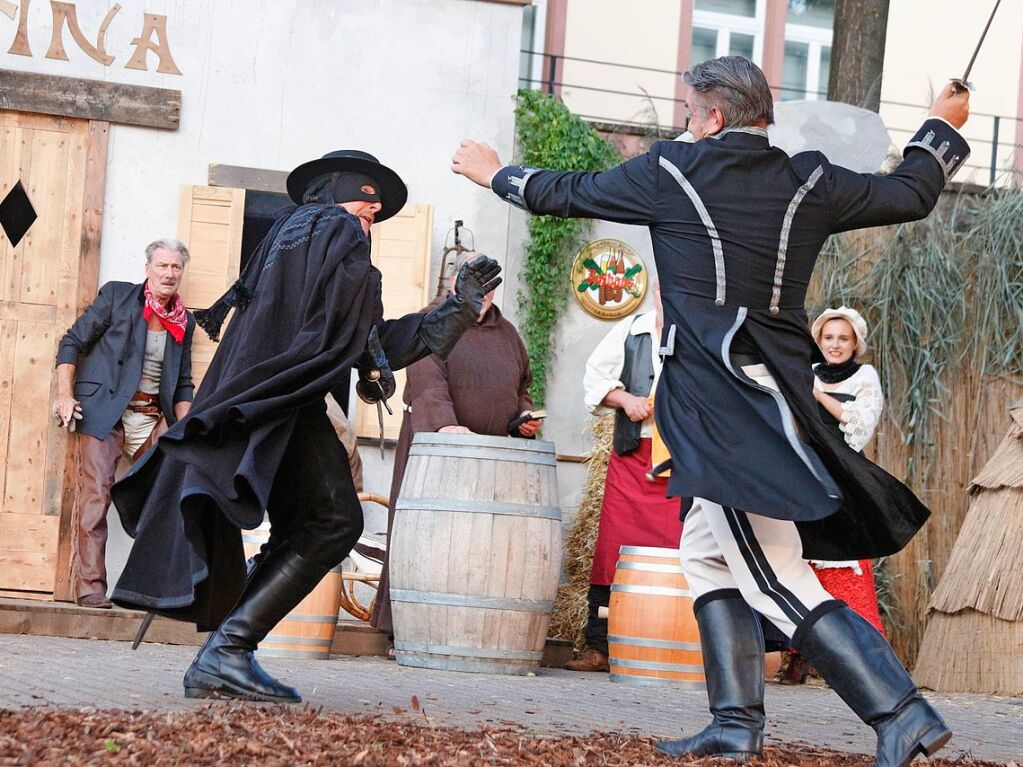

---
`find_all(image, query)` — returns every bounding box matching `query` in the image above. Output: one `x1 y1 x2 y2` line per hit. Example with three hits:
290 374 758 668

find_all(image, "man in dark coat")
111 150 501 704
53 239 195 608
453 57 969 766
370 254 538 637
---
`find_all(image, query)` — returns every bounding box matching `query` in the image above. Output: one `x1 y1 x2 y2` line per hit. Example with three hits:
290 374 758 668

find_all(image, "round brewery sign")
571 238 648 320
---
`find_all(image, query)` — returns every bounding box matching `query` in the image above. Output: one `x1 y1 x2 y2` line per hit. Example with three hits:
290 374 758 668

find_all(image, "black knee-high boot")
794 603 952 767
656 590 765 761
183 544 330 702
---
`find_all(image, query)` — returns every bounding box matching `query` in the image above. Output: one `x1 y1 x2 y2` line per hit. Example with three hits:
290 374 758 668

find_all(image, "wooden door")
0 111 105 599
355 204 433 441
177 185 246 390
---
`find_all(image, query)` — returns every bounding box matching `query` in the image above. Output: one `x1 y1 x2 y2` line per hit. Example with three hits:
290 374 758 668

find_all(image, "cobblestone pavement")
1 634 1020 763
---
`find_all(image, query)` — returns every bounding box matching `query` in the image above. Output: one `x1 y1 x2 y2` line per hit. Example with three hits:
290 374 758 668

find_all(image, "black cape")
111 204 423 629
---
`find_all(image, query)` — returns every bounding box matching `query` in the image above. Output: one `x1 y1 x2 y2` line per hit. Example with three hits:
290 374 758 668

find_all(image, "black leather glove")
419 255 503 359
356 326 396 404
454 255 502 313
356 369 395 404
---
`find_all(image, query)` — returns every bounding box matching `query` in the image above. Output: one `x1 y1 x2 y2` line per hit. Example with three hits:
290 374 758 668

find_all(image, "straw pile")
548 415 614 651
914 402 1023 695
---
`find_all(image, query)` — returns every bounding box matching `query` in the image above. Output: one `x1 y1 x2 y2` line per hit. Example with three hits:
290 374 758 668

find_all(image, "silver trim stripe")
610 657 704 673
390 589 555 612
394 641 543 661
658 155 726 306
616 561 683 574
396 498 560 520
721 307 831 488
611 584 692 598
618 545 682 557
608 635 702 652
770 165 824 315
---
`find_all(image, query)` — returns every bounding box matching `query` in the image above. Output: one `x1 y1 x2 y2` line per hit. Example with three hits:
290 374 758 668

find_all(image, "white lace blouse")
812 364 883 453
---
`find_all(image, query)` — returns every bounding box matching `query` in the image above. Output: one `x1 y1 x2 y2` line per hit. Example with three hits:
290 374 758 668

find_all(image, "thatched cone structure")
914 400 1023 695
548 415 614 651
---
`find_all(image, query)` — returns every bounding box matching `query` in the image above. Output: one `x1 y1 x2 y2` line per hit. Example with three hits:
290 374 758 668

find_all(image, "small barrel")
607 545 704 688
389 433 562 675
242 524 342 660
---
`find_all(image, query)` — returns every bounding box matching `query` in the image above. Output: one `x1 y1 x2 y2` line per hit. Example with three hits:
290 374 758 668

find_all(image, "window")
518 0 547 91
782 0 834 100
690 0 765 67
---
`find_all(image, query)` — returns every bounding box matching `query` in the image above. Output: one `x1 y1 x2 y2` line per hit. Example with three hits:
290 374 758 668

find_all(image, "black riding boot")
655 590 765 761
794 603 952 767
183 545 330 702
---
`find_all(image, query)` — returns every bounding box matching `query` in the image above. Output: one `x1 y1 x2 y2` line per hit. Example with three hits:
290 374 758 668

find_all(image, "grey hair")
145 238 190 265
683 56 775 127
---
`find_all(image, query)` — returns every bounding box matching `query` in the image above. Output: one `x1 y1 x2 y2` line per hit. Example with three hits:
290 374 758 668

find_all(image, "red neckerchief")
143 282 187 344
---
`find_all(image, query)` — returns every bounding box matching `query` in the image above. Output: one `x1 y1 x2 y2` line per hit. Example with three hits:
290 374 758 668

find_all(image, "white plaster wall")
1 0 524 289
879 0 1023 186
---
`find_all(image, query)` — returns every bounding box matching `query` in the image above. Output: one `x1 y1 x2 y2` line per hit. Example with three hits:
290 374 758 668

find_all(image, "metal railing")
519 50 1023 186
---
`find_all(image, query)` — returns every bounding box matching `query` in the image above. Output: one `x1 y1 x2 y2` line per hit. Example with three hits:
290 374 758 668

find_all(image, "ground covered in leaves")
0 706 1013 766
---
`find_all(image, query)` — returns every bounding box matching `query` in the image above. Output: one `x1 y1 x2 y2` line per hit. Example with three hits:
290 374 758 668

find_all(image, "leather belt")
127 390 161 415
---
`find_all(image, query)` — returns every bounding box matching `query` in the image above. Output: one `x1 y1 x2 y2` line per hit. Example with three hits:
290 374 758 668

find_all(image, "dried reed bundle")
548 415 614 650
914 405 1023 692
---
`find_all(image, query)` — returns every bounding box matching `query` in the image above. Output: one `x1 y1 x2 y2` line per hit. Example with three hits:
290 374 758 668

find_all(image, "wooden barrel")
241 524 342 660
389 433 562 675
608 545 704 688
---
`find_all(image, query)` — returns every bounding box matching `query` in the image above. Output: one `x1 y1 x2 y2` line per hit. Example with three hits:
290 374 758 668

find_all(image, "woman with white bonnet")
778 306 887 685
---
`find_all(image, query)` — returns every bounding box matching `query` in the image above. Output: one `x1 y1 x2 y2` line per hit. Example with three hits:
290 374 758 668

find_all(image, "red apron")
589 438 684 585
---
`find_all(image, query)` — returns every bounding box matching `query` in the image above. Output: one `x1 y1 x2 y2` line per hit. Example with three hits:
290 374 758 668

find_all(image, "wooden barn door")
0 111 105 599
177 185 246 391
355 204 433 441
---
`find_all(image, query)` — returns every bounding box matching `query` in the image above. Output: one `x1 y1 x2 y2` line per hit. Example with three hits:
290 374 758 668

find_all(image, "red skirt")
811 560 885 636
589 438 684 585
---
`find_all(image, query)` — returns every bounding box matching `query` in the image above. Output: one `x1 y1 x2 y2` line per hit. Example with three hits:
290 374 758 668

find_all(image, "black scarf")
814 358 861 384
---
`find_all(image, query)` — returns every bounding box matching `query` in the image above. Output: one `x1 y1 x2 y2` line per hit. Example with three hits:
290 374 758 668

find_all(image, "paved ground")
1 634 1020 763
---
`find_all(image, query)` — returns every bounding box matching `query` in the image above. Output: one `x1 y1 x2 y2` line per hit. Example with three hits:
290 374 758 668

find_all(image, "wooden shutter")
355 204 433 441
177 185 245 391
0 112 95 597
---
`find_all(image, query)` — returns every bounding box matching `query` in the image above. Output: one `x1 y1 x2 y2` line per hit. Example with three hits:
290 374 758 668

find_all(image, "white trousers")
678 362 834 638
679 499 834 638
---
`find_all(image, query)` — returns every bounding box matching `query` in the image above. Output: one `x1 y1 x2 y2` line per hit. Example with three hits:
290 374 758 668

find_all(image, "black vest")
613 321 654 456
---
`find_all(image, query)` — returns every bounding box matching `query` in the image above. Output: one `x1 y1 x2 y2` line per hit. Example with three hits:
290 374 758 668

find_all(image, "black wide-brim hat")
286 149 408 222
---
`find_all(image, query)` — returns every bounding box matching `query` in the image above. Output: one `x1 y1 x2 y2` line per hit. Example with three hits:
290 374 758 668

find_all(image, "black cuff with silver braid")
419 255 502 359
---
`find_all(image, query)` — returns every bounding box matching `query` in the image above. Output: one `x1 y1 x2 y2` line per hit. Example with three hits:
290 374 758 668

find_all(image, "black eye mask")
302 172 381 205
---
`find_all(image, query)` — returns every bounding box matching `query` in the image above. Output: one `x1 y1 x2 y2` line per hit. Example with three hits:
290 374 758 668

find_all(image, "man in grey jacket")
53 239 195 608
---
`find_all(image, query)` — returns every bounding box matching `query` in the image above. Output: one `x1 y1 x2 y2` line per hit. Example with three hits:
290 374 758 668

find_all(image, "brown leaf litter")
0 706 1013 766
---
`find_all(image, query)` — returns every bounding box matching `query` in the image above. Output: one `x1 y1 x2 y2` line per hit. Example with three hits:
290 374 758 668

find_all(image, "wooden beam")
208 163 288 194
0 69 180 130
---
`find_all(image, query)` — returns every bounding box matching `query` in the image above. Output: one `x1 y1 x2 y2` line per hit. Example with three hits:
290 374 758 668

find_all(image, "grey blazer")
55 281 195 440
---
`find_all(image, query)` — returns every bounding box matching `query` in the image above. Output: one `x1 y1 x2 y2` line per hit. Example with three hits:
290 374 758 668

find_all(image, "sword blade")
961 0 1002 83
377 399 385 460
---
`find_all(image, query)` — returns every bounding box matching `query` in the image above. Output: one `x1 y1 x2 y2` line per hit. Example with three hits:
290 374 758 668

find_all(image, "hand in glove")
454 255 502 313
356 326 396 404
356 368 396 405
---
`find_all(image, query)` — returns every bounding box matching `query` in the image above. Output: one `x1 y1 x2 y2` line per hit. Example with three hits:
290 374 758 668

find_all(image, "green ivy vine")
513 89 621 406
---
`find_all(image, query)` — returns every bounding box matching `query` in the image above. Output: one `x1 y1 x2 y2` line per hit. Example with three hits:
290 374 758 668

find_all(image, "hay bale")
548 415 614 651
914 406 1023 693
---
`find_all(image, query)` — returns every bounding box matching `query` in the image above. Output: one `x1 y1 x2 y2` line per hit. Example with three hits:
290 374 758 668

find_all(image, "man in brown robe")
370 256 540 637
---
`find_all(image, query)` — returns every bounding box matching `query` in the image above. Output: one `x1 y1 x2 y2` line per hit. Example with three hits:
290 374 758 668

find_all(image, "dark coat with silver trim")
491 119 969 559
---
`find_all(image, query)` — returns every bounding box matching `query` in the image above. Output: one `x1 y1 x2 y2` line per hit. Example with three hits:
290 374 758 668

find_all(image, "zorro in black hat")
111 147 501 705
286 149 408 224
